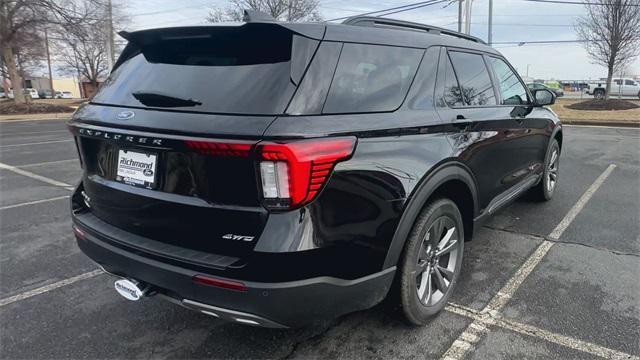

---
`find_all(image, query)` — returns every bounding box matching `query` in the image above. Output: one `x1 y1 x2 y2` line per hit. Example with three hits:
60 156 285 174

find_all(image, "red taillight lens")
257 137 356 209
184 140 254 157
192 274 247 292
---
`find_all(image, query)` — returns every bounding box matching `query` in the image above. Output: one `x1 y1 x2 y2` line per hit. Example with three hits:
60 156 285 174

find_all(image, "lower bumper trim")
158 294 289 328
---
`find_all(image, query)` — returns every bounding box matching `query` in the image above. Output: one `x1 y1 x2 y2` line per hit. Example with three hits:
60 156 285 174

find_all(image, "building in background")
53 78 82 98
13 76 84 98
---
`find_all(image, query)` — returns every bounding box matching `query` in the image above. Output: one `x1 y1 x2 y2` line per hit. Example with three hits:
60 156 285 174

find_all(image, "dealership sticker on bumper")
116 150 157 189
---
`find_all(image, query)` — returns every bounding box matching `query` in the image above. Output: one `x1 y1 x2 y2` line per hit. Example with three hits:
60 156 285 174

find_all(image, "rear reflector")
257 137 356 209
72 225 86 240
192 274 247 292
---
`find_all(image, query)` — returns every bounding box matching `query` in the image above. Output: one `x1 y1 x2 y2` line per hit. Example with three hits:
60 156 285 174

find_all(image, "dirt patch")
0 100 75 115
566 99 639 111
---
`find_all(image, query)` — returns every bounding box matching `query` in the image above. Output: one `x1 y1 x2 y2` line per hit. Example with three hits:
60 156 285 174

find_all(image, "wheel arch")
552 125 563 152
382 161 478 269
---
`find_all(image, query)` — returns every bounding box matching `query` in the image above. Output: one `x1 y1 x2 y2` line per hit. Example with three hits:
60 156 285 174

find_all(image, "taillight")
257 137 356 209
184 140 253 157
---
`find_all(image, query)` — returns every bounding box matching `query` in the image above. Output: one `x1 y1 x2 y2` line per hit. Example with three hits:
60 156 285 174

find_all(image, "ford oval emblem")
114 279 145 301
116 111 135 120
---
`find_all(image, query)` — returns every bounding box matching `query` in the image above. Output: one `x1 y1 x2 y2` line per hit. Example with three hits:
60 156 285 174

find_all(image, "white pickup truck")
585 78 640 99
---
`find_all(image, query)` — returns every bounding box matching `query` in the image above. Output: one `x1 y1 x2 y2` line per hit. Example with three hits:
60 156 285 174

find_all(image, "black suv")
69 13 562 328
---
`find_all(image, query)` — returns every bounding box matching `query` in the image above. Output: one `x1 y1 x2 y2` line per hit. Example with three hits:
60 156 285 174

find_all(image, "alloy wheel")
414 216 460 306
546 148 559 192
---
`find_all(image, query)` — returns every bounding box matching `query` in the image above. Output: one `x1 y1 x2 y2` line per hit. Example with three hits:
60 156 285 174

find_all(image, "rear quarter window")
322 43 423 114
448 51 497 106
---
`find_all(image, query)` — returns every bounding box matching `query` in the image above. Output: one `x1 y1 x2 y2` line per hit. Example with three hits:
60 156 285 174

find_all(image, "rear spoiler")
115 21 325 71
118 22 325 46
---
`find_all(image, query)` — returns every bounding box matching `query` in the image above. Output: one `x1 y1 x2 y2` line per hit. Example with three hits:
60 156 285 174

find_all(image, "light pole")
488 0 493 46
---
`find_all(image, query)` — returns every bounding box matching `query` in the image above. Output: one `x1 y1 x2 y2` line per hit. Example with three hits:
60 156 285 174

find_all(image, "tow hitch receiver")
114 278 148 301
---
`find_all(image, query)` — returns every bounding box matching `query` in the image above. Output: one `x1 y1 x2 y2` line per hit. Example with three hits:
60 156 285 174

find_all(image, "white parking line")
441 164 617 360
17 158 78 168
0 270 103 307
444 304 639 360
0 162 75 190
0 139 74 148
549 164 617 240
564 124 640 130
0 195 70 211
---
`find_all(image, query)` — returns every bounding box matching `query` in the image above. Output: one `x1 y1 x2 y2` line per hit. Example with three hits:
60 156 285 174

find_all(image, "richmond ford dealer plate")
116 150 157 189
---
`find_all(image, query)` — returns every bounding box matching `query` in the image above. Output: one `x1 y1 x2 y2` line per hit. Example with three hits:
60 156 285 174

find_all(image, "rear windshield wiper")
132 92 202 108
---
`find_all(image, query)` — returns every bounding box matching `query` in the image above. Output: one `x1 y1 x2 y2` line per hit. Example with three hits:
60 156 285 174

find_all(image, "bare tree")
53 0 127 91
0 30 45 95
576 0 640 100
207 0 322 23
0 0 96 103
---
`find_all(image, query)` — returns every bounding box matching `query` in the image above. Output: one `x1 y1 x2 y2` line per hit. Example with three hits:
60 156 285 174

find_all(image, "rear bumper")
73 217 395 328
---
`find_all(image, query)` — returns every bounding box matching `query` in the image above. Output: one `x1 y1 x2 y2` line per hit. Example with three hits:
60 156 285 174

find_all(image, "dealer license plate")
115 150 157 189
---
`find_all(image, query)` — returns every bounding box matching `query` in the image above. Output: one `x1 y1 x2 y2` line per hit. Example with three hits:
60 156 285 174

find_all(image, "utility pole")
106 0 115 70
458 0 463 32
463 0 473 34
44 28 55 96
488 0 493 46
527 64 531 77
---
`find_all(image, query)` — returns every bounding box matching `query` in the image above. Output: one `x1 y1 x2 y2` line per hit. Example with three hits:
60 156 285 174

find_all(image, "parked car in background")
38 89 54 99
7 88 41 99
56 91 74 99
69 13 562 328
528 82 564 97
0 91 5 98
24 88 40 99
585 78 640 99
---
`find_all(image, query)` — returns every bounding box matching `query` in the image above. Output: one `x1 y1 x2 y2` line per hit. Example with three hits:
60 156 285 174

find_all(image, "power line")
493 39 588 44
522 0 640 6
326 0 444 22
376 0 449 17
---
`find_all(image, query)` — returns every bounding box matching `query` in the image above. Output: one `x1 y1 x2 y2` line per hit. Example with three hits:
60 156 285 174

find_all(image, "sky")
113 0 640 80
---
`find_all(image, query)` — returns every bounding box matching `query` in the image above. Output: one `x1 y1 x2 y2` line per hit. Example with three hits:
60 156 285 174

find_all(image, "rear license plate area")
115 149 157 189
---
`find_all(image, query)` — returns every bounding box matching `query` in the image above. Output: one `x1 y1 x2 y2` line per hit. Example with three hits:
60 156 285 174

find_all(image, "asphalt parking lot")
0 119 638 359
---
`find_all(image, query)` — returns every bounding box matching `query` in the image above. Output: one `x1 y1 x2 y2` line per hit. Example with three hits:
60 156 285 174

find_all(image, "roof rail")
342 16 487 45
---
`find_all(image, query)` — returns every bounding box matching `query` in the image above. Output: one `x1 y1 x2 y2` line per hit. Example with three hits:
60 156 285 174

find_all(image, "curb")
561 119 640 128
0 113 73 122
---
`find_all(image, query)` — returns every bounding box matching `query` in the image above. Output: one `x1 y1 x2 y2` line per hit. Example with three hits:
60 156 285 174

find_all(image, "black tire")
594 89 605 100
399 198 464 325
530 138 560 201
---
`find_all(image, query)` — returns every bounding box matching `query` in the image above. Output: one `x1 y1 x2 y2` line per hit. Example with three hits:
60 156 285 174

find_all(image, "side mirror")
532 88 556 106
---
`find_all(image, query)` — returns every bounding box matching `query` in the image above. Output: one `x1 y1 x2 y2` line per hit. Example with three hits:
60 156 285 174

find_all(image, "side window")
625 80 636 86
406 47 440 110
443 55 465 107
287 42 342 115
614 79 622 85
322 43 423 114
448 51 497 106
487 57 529 105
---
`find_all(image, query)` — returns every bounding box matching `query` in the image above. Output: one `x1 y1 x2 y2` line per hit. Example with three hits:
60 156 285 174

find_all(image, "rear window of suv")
92 25 318 115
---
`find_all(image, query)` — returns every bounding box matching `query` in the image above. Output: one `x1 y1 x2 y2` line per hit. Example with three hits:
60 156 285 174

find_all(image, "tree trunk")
1 46 25 103
604 65 614 101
